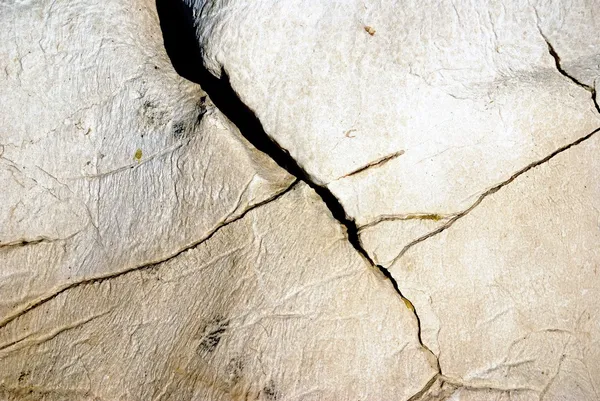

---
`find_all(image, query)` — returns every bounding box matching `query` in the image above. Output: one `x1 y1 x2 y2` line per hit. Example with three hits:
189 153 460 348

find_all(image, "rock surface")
0 0 599 400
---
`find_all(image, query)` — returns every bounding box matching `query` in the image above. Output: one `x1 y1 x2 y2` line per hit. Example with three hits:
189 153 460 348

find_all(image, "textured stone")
1 0 599 399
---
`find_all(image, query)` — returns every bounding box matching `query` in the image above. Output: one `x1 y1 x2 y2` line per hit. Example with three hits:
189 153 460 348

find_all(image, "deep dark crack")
155 0 436 358
538 27 600 115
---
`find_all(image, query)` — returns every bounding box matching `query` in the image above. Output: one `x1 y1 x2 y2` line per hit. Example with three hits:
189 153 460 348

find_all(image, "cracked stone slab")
0 183 437 400
0 0 437 399
3 0 600 399
534 0 600 90
391 131 600 399
186 1 600 398
0 0 292 319
190 0 600 265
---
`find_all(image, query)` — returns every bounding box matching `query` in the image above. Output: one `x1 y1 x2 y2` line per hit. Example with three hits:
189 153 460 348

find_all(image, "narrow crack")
537 26 600 115
0 231 82 249
336 149 405 180
0 309 111 354
0 181 297 331
358 212 456 232
390 126 600 266
407 373 441 401
408 373 543 401
439 374 539 394
0 238 51 249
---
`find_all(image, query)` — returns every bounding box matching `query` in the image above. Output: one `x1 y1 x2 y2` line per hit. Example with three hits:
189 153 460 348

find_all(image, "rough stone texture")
0 182 436 400
398 132 600 400
189 0 600 399
1 0 599 400
193 0 600 265
0 0 436 399
0 0 293 320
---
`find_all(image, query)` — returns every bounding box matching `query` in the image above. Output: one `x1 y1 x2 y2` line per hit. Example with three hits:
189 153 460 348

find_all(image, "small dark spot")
261 380 279 400
196 96 208 124
154 65 159 70
141 100 166 124
172 121 186 140
225 357 244 385
196 317 229 355
18 371 30 383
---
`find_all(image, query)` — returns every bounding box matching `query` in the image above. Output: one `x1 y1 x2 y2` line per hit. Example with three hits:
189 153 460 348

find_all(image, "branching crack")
154 0 439 369
0 181 297 331
537 26 600 115
390 126 600 266
408 373 542 401
407 373 441 401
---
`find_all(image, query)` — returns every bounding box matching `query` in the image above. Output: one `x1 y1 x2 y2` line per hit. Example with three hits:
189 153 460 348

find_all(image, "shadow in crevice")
155 0 387 270
154 0 358 235
155 0 203 86
155 0 299 175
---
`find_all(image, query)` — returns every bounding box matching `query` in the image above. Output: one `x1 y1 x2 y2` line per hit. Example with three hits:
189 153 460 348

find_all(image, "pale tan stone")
0 183 437 400
2 0 600 399
392 132 600 398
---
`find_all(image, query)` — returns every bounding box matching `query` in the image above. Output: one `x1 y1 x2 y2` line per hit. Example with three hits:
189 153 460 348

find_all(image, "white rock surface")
193 0 600 263
1 0 599 399
0 0 293 320
0 0 436 399
190 0 600 399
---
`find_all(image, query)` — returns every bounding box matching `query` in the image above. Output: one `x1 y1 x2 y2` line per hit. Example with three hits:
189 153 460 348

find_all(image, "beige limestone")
1 0 599 399
0 0 436 399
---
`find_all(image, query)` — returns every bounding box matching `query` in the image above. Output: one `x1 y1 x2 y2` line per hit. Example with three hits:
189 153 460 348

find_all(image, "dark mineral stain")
18 370 30 383
196 95 208 125
225 357 244 385
141 100 165 124
261 380 279 401
196 317 229 355
172 121 186 139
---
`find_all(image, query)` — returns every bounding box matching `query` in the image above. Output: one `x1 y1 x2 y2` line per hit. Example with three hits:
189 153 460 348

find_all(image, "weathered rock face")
0 0 598 400
0 0 434 399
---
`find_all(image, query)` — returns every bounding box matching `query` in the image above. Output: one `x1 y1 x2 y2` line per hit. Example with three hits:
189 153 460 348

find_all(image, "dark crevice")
155 0 435 356
538 28 600 115
156 0 370 264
